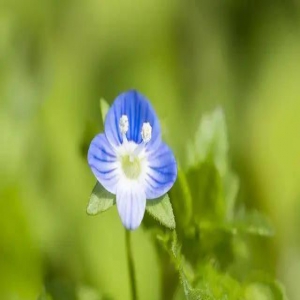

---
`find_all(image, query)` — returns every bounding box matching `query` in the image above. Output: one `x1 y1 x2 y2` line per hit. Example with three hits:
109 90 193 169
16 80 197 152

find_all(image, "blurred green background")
1 0 300 299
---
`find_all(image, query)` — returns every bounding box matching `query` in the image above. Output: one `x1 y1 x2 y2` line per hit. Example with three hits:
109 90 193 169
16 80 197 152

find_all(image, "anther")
141 122 152 143
119 115 129 134
119 115 129 144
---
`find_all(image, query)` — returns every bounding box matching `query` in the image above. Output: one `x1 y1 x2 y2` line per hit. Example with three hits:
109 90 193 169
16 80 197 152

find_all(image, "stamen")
119 115 129 143
119 115 129 134
132 122 152 157
141 122 152 143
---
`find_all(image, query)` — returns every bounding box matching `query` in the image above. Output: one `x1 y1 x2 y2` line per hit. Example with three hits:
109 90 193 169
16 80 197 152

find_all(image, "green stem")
125 229 137 300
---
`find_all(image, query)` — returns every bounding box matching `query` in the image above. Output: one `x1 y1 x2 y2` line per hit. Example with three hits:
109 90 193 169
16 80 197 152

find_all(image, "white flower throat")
118 115 152 180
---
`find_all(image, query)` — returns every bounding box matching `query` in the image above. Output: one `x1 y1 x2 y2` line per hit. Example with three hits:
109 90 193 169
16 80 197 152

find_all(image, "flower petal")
116 180 146 230
105 90 161 149
87 133 120 194
144 143 177 199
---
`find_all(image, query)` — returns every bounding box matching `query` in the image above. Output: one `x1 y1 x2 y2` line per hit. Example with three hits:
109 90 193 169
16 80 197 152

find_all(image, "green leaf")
87 182 115 216
146 194 176 229
169 168 193 229
244 283 275 300
37 290 52 300
244 281 288 300
158 232 214 300
231 210 275 237
197 210 274 238
77 285 106 300
194 263 244 300
244 273 289 300
186 107 240 224
188 107 228 176
99 98 110 123
44 279 77 300
187 162 224 222
224 171 239 221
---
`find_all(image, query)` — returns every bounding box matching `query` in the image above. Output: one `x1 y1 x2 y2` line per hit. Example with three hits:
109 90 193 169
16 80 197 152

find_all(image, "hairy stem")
125 230 137 300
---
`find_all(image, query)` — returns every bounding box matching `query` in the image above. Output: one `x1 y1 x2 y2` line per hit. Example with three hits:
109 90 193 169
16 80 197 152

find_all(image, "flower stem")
125 229 137 300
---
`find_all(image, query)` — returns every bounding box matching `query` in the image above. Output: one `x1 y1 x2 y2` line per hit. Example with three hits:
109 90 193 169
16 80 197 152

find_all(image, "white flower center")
121 155 141 179
117 115 152 180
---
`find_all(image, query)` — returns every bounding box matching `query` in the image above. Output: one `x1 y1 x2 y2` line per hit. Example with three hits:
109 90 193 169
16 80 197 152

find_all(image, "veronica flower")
88 90 177 230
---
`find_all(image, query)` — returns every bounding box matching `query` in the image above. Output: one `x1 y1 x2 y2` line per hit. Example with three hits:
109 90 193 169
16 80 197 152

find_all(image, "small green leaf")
146 194 176 229
87 182 115 216
99 98 110 123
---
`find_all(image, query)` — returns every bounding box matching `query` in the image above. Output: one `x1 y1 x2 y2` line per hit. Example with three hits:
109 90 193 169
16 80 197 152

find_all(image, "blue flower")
88 90 177 230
